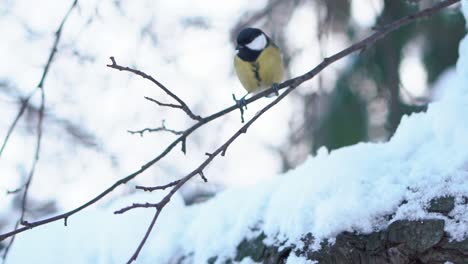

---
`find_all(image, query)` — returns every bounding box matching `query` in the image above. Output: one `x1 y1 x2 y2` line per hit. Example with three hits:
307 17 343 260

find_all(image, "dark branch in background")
107 57 202 121
0 0 78 262
2 90 46 262
128 120 184 136
0 0 78 159
230 0 283 41
18 90 45 223
0 97 29 157
0 2 459 260
0 84 99 149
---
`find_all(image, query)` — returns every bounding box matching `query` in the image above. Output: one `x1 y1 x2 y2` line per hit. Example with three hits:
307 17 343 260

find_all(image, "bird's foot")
271 83 280 96
232 93 248 123
232 93 248 110
238 96 248 110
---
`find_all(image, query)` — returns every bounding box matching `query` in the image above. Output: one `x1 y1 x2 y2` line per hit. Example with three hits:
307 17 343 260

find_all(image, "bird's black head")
236 28 263 47
236 27 269 62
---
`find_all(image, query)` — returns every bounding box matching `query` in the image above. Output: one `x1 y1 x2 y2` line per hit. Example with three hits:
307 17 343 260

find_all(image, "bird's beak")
235 45 241 54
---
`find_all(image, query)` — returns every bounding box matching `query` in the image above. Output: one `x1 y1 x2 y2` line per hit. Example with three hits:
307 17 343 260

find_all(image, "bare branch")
1 85 99 150
0 221 20 262
106 57 202 121
199 171 208 182
3 91 45 260
126 84 296 263
181 137 187 154
6 188 22 195
114 202 159 214
128 120 184 136
0 0 459 247
0 0 78 158
1 0 78 262
0 97 30 158
126 209 161 264
38 0 78 89
144 96 182 109
18 88 45 220
136 179 182 192
128 127 184 136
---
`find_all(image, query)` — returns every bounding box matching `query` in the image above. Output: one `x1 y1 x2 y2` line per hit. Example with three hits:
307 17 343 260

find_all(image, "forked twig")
107 57 202 121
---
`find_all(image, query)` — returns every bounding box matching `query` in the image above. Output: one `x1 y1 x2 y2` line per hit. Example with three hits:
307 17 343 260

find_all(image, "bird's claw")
272 83 280 96
238 96 248 110
232 94 248 110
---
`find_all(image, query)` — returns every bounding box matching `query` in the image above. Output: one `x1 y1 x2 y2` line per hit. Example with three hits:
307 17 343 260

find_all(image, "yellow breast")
234 44 284 93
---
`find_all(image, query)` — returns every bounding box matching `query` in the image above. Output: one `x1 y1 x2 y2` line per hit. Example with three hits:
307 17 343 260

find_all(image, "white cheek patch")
246 34 267 51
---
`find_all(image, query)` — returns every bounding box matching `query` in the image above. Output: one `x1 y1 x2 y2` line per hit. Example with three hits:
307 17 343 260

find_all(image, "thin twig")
0 0 78 159
0 97 30 158
0 0 458 245
199 171 208 182
128 120 184 136
134 171 207 193
106 57 202 121
0 221 20 263
6 188 22 195
38 1 78 89
128 127 184 136
114 202 160 214
3 90 46 263
1 1 78 262
18 88 45 223
126 209 162 264
144 96 182 109
136 179 182 192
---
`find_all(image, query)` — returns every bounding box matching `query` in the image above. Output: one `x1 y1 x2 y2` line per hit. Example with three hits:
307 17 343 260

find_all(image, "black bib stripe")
252 62 261 87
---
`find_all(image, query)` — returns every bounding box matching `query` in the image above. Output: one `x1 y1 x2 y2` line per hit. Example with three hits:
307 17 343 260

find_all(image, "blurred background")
0 0 464 250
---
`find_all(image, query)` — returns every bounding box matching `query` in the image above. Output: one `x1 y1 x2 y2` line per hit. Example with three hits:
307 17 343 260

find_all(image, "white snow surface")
286 254 318 264
8 2 468 264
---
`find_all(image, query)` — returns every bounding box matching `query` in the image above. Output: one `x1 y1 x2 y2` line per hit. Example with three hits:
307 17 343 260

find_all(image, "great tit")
234 28 284 98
